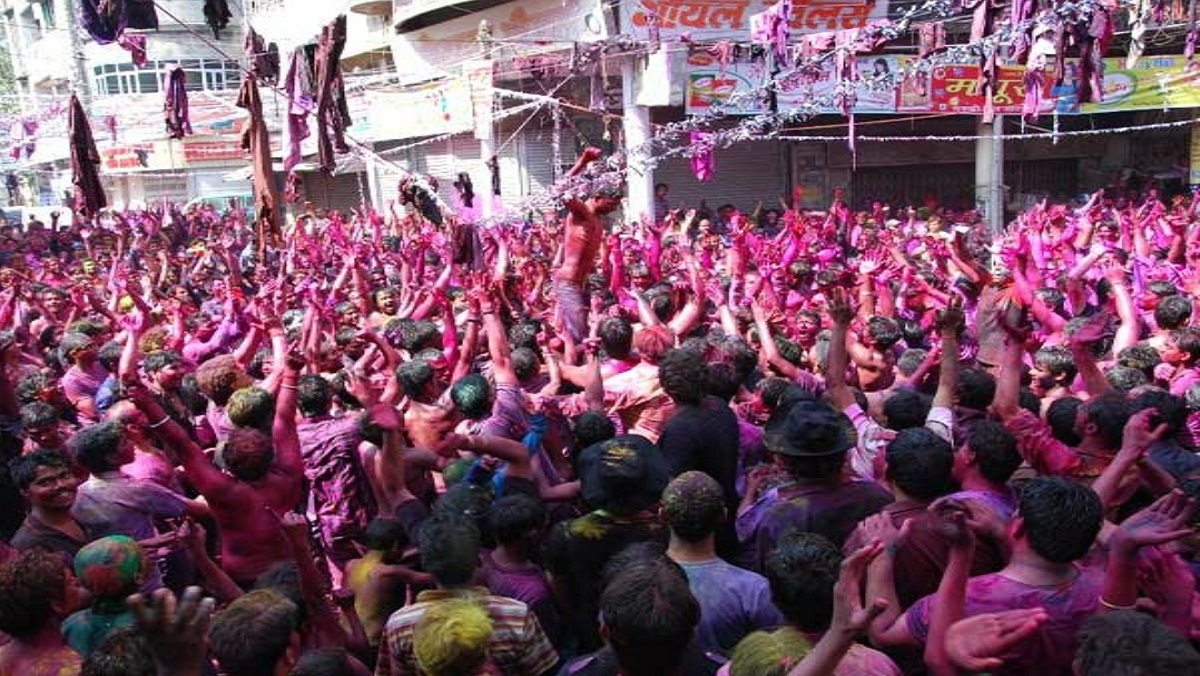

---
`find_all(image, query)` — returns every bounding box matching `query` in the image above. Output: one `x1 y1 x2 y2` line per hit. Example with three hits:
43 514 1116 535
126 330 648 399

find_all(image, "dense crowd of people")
0 147 1199 676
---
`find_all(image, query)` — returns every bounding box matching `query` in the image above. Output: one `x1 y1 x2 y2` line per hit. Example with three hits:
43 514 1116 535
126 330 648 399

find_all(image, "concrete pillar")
479 135 496 219
55 0 91 109
976 117 1005 234
621 58 654 224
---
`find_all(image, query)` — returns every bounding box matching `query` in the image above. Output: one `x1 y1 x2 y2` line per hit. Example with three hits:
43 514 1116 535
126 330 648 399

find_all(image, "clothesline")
151 1 454 213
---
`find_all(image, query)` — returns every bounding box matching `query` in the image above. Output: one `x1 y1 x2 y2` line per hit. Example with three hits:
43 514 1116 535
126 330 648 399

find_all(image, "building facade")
0 0 254 209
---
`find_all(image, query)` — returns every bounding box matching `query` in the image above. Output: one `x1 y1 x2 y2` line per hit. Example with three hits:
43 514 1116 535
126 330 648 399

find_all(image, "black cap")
764 398 853 457
578 435 670 515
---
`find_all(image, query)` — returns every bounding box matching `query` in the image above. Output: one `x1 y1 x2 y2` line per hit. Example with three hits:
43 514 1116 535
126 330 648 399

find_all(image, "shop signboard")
621 0 890 42
685 53 1200 116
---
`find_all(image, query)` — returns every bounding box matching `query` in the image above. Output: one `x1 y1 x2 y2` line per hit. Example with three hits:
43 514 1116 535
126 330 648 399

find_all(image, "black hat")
764 398 852 457
578 435 670 515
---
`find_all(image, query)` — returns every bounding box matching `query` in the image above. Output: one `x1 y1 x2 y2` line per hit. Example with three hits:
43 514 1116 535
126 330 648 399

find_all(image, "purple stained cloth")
69 93 107 217
296 416 377 568
690 132 715 182
677 558 783 653
117 32 147 67
203 0 232 39
314 15 351 173
79 0 157 45
750 0 792 64
164 66 192 140
478 551 561 646
245 28 280 85
459 383 528 441
283 46 316 174
906 568 1104 676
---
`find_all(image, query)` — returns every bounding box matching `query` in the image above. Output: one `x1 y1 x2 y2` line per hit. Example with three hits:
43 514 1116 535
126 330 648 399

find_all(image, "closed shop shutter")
301 171 367 214
513 119 558 208
140 173 189 206
851 158 1079 207
653 141 787 214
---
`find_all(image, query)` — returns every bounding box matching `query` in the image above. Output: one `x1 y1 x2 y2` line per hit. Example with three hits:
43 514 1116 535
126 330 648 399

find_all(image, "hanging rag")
647 12 661 53
398 175 443 225
588 46 606 113
707 41 737 78
487 155 500 196
690 132 715 182
203 0 232 40
835 31 860 164
80 0 156 44
453 171 475 208
283 45 316 173
1075 7 1113 104
1022 20 1056 122
750 0 793 66
245 28 281 85
284 171 303 203
105 115 118 144
117 33 147 67
966 0 1002 122
1128 0 1151 67
314 15 352 173
68 93 107 217
164 66 192 139
1188 0 1199 60
237 75 281 242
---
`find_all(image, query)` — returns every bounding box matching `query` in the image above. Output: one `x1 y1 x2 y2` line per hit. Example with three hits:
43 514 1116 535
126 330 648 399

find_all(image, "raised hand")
944 609 1049 672
1121 408 1169 455
127 586 216 676
935 295 965 337
1112 490 1196 553
1068 312 1110 349
827 287 856 327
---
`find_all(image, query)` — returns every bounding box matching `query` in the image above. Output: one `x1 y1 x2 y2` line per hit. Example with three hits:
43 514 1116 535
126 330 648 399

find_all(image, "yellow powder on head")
413 598 494 676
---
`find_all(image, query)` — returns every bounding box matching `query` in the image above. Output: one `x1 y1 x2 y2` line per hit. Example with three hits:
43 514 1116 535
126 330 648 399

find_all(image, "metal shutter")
140 173 189 206
300 171 368 214
652 141 787 215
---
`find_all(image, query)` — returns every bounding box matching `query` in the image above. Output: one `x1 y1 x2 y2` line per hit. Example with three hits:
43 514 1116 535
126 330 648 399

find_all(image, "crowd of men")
0 148 1199 676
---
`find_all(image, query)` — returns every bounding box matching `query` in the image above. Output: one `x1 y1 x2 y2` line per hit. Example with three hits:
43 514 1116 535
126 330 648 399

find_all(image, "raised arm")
825 289 857 411
272 350 305 480
932 297 963 410
1066 315 1115 398
1101 261 1138 356
479 288 517 385
125 379 231 496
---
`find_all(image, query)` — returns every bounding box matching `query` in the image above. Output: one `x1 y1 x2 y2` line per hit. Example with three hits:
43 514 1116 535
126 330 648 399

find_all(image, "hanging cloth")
80 0 156 44
314 15 351 173
164 66 192 139
690 133 715 182
203 0 232 40
68 93 107 217
750 0 793 66
283 46 317 173
245 28 281 85
237 75 281 244
1128 0 1151 68
1188 0 1200 60
117 33 147 67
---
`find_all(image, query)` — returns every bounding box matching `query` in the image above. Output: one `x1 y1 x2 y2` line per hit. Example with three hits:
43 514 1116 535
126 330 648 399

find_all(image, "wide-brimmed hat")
578 435 670 515
764 398 852 457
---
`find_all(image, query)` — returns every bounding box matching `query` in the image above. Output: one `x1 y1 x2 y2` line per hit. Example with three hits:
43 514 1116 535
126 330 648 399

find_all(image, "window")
92 59 243 96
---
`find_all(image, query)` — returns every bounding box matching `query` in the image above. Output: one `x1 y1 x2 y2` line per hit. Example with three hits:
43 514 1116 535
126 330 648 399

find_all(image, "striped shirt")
375 587 558 676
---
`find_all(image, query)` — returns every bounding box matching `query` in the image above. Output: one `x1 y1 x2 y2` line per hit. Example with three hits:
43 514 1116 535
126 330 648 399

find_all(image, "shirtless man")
345 518 433 646
554 147 622 343
125 351 305 588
